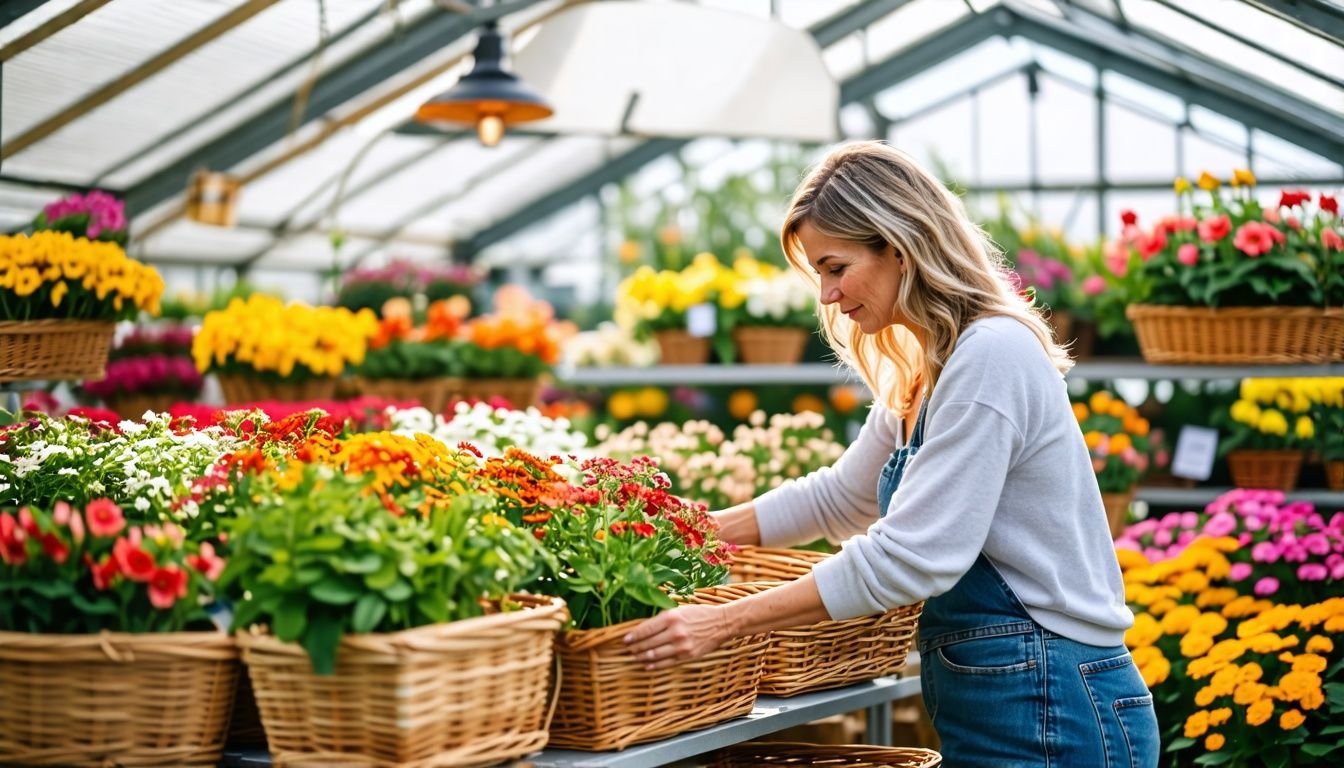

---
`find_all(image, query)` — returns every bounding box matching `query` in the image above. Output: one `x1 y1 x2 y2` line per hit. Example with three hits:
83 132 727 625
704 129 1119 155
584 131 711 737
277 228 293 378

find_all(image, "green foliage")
356 339 467 380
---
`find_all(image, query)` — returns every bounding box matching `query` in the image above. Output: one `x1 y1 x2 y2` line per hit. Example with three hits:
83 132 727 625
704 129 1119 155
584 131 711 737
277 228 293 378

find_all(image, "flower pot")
1227 449 1305 492
454 377 540 408
1048 310 1073 349
732 326 809 365
548 591 769 751
104 391 183 419
216 374 337 405
1068 317 1098 361
1125 305 1339 364
1326 460 1344 491
0 319 115 383
0 630 239 767
350 376 462 413
237 595 566 768
1100 489 1135 539
653 330 711 365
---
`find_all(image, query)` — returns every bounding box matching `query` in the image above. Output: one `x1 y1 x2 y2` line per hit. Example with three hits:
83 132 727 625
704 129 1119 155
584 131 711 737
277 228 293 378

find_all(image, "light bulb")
477 114 504 147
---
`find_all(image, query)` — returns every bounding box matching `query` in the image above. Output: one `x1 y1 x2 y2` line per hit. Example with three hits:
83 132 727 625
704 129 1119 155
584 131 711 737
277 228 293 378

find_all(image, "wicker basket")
726 547 922 696
548 591 769 751
0 319 115 383
1100 489 1135 539
238 594 566 768
1126 305 1339 364
0 630 239 767
104 391 183 419
732 326 809 365
350 376 462 413
1327 460 1344 491
654 329 711 365
712 741 942 767
454 377 540 408
216 375 337 405
1227 449 1305 492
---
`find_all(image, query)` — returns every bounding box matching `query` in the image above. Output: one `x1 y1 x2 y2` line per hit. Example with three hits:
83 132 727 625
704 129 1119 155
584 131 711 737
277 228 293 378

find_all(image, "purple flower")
1297 563 1328 581
1228 562 1253 582
1253 576 1280 596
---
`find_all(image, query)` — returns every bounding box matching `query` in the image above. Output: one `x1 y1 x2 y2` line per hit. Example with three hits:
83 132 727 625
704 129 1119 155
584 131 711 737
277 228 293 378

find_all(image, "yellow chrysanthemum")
1126 613 1162 649
1305 635 1333 654
1279 709 1306 730
1181 632 1215 658
1191 612 1229 637
1246 698 1274 726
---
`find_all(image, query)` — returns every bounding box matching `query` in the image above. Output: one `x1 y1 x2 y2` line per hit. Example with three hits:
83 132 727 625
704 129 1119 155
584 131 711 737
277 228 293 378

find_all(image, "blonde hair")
781 141 1072 415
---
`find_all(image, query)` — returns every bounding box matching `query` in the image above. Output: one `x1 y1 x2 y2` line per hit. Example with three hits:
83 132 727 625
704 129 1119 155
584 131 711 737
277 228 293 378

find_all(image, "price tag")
1171 425 1218 481
686 303 717 338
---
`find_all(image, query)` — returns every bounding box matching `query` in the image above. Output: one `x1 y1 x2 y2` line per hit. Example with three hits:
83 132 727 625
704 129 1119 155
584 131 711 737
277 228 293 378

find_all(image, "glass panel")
891 98 974 183
1103 190 1177 237
1104 104 1176 181
1180 129 1250 182
975 73 1031 185
777 0 862 29
865 0 971 63
1250 130 1344 179
1038 191 1101 244
874 38 1029 121
1036 73 1098 183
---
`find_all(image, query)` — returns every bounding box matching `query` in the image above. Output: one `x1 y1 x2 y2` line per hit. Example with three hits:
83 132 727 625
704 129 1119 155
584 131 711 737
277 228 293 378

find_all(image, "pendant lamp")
415 21 553 146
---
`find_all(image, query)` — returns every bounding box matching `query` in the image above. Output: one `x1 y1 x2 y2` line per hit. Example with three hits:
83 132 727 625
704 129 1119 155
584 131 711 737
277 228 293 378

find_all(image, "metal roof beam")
121 0 547 220
1 0 110 62
1242 0 1344 46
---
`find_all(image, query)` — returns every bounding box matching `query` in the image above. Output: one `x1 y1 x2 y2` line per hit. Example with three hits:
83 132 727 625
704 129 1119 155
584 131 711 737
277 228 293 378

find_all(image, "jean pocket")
935 632 1036 675
1080 654 1160 768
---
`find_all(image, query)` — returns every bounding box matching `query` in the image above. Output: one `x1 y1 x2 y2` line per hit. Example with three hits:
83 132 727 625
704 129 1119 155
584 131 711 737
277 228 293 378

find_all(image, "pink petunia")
1251 541 1280 563
1323 229 1343 252
1253 576 1280 596
1203 511 1237 537
1177 243 1199 266
1297 563 1328 581
1228 562 1253 581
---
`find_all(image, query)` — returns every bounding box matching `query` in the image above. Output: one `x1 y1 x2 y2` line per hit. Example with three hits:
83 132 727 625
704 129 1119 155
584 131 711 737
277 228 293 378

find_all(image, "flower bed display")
352 296 473 412
616 252 747 364
455 286 571 407
390 400 588 458
1116 490 1344 766
335 258 481 314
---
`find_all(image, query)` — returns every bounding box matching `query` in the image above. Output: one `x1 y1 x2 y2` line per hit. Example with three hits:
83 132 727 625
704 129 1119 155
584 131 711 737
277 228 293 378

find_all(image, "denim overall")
877 401 1158 767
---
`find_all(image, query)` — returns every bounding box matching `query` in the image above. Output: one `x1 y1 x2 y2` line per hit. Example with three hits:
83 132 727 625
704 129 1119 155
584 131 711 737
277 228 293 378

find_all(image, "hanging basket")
0 630 239 767
712 741 942 767
350 376 462 413
104 391 184 419
1100 488 1135 539
453 377 540 408
216 375 337 405
0 320 115 383
653 330 711 365
1227 449 1305 492
547 590 769 751
732 326 810 365
724 547 922 697
237 594 566 768
185 170 242 228
1125 305 1339 364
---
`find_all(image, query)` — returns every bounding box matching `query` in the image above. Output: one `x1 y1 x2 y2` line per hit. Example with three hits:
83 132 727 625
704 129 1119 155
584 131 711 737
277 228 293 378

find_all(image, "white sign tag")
686 303 717 338
1170 425 1218 481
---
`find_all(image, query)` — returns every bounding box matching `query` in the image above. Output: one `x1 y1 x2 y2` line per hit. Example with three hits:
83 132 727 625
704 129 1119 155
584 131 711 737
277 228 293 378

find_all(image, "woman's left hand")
623 604 734 670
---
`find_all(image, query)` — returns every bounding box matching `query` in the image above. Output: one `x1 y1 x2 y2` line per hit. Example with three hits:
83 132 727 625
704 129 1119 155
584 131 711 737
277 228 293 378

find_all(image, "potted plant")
83 325 203 417
351 296 471 413
191 295 378 404
456 285 571 407
0 191 163 383
1217 378 1316 491
336 258 481 315
615 252 743 365
1113 172 1342 363
1071 389 1162 537
728 255 817 365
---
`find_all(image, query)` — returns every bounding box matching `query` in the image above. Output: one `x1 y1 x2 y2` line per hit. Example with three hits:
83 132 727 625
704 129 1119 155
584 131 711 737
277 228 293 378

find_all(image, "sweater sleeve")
752 404 902 547
811 398 1025 620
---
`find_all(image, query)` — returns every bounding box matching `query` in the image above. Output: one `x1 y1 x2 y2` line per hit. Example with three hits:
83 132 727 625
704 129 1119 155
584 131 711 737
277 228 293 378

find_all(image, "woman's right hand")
711 502 761 546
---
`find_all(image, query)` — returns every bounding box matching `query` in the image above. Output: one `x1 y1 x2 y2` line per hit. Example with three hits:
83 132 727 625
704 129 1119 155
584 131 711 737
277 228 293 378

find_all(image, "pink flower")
0 512 28 566
1262 208 1281 224
186 541 226 582
1323 229 1343 252
1177 531 1196 546
1228 562 1253 581
84 499 125 538
1137 228 1167 260
147 565 189 609
1104 240 1130 276
1181 512 1200 530
1251 541 1280 563
1297 563 1328 581
1198 215 1231 243
1082 275 1106 296
89 556 119 590
52 501 71 526
1204 512 1237 537
1302 533 1331 556
1177 243 1199 266
1154 528 1173 547
1327 554 1344 580
1253 576 1280 596
1233 221 1285 257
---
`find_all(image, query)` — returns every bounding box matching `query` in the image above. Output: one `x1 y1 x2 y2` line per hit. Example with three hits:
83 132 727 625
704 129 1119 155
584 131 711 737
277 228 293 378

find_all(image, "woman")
624 141 1159 767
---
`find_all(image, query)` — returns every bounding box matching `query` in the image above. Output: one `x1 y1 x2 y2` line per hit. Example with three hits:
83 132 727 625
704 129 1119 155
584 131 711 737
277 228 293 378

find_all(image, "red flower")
1177 243 1200 267
147 565 189 609
610 521 630 536
0 512 28 566
185 541 226 581
532 527 547 540
1198 215 1231 243
113 537 157 582
84 498 125 538
1120 209 1138 226
1233 221 1285 257
88 555 119 590
39 533 69 565
1322 194 1339 215
1324 229 1343 252
1278 189 1311 208
457 441 483 458
632 522 656 538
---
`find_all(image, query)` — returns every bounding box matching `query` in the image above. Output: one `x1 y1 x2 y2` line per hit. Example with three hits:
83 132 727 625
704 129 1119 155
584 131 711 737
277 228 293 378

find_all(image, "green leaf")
68 591 118 615
364 560 399 591
27 581 73 599
1326 682 1344 709
570 558 603 584
273 595 308 642
1193 752 1234 766
1165 737 1196 752
304 610 345 676
340 552 382 574
311 577 361 605
351 593 387 634
381 579 413 602
1264 744 1290 768
1302 743 1339 757
1320 724 1344 736
297 533 346 552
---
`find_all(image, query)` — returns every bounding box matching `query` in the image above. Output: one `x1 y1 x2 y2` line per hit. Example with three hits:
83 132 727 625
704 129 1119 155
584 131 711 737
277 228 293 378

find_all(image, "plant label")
1171 425 1218 481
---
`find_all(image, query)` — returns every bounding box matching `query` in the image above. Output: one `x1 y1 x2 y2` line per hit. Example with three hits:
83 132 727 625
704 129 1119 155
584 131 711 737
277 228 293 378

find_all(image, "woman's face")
797 221 906 336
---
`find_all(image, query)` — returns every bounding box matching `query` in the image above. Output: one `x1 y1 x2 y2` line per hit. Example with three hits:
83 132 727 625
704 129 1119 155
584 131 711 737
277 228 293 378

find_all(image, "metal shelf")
219 673 922 768
555 361 1344 387
1136 486 1344 507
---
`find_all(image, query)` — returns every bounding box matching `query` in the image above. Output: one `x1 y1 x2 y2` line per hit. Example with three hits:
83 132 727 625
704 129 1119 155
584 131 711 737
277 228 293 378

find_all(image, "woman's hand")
623 604 734 670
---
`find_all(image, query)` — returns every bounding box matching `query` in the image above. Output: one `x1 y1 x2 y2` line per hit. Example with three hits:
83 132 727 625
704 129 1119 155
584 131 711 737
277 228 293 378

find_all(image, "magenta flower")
1297 563 1328 581
1253 576 1280 596
1203 511 1237 537
1251 541 1280 563
1228 562 1253 582
1153 528 1173 547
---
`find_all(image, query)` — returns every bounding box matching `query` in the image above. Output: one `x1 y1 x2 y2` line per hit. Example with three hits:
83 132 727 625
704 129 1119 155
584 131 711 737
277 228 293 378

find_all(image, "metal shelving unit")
1136 486 1344 507
220 673 923 768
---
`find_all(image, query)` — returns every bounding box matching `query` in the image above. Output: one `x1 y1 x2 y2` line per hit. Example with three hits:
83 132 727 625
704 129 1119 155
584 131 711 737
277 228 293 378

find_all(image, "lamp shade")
415 22 553 128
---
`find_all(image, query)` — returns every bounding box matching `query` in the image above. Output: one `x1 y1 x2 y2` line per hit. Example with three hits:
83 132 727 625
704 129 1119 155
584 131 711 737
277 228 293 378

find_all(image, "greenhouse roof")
1 0 1340 291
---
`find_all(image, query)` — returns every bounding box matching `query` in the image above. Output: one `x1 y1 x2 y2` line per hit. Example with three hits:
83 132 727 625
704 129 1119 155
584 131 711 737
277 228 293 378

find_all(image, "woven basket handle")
543 649 563 730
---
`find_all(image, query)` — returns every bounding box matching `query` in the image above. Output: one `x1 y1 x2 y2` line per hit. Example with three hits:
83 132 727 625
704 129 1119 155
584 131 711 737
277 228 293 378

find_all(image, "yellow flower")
1208 639 1247 665
1279 709 1305 730
1194 686 1217 706
1305 635 1333 654
1246 698 1274 726
49 280 67 308
1126 613 1162 649
1191 612 1229 637
1209 707 1232 726
1116 548 1150 572
1089 390 1114 414
634 387 668 418
1110 433 1133 454
1184 710 1210 738
1241 663 1264 683
607 391 637 421
1204 733 1225 751
1291 653 1326 674
1295 416 1314 440
1257 408 1289 437
1198 171 1220 191
1083 431 1104 450
1181 632 1214 658
1234 681 1266 706
1138 653 1170 687
1230 168 1256 187
1174 176 1192 194
1176 570 1210 594
1196 589 1238 610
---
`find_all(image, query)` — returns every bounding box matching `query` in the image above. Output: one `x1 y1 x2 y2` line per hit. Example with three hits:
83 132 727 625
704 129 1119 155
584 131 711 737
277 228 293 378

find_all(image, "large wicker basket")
712 741 942 767
0 319 115 383
454 377 540 408
216 374 337 405
350 376 462 413
1100 489 1134 539
237 594 567 768
1227 449 1305 492
725 547 922 696
1126 305 1339 364
654 329 711 365
548 591 769 751
0 630 240 767
732 326 809 365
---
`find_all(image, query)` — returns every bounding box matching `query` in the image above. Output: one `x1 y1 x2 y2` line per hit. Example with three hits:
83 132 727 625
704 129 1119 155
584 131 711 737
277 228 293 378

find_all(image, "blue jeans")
918 557 1159 767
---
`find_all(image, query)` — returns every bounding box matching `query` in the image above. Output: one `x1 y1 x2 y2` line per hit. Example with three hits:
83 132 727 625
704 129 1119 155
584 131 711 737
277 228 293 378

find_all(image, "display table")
220 670 923 768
